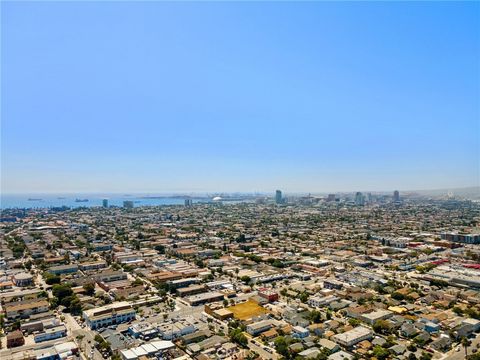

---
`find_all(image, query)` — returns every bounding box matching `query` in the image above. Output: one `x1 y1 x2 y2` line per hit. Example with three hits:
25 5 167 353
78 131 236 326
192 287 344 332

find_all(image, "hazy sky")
2 1 479 193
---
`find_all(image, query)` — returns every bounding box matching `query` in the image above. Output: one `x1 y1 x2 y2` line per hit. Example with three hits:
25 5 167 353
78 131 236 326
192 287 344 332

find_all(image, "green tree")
274 336 289 358
83 282 95 296
52 284 73 299
419 352 432 360
154 245 165 254
452 307 464 316
44 273 61 285
372 345 390 360
462 337 472 358
240 276 251 284
229 328 248 347
373 320 391 335
299 292 309 303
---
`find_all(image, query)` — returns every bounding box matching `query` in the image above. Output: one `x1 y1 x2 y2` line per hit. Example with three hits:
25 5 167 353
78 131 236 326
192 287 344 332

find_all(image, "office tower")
275 190 283 204
123 200 134 209
102 199 108 208
367 193 373 203
355 192 365 206
185 199 193 207
393 190 400 202
326 194 336 202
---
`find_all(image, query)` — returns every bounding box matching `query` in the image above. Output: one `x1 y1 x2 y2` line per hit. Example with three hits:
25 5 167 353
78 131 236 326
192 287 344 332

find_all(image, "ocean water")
0 194 199 209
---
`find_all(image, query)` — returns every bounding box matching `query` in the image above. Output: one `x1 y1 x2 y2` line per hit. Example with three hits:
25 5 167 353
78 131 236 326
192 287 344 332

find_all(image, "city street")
246 336 279 360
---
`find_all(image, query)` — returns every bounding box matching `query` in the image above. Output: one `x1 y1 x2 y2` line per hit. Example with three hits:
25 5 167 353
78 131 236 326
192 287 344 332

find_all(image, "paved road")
440 333 480 360
64 313 82 332
246 336 278 360
73 329 105 360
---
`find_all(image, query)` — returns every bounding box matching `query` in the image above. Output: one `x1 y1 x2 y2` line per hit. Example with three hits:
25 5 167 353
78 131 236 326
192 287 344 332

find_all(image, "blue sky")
1 1 479 193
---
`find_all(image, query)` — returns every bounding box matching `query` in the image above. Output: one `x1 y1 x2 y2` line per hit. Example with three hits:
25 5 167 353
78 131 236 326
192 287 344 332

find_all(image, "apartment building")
4 299 50 319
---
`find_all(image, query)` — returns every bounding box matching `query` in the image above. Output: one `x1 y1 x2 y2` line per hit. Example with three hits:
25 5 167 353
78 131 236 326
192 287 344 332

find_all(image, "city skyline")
2 1 479 193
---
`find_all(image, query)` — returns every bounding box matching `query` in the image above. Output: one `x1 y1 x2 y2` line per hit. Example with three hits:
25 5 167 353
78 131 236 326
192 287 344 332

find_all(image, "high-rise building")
102 199 108 208
275 190 283 204
367 193 373 203
185 199 193 207
355 192 365 206
123 200 134 209
393 190 400 202
326 194 336 202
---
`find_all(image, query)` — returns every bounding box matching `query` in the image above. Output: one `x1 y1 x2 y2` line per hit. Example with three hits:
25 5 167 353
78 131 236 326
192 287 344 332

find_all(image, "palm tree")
461 336 472 357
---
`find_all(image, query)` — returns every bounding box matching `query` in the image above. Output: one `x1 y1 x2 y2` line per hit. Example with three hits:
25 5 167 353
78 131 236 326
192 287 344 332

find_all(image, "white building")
333 326 373 347
360 309 393 325
246 320 273 336
308 295 339 308
83 301 136 330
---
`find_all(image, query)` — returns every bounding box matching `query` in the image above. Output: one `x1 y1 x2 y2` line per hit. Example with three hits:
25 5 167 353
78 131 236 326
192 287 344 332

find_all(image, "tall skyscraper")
393 190 400 202
185 199 193 207
275 190 283 204
355 192 365 206
327 194 336 202
102 199 108 208
367 193 373 203
123 200 134 209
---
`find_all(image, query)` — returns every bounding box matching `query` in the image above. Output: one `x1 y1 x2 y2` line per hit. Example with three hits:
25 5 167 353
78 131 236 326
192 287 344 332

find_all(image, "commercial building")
205 304 234 320
128 323 158 340
83 301 136 330
102 199 108 208
355 192 365 206
361 309 393 325
333 326 373 347
327 194 336 202
258 288 279 303
167 277 199 290
393 190 400 202
275 190 283 204
185 291 224 306
246 320 273 336
441 232 480 244
158 319 197 340
119 340 174 360
177 284 206 297
92 269 128 283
